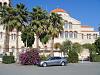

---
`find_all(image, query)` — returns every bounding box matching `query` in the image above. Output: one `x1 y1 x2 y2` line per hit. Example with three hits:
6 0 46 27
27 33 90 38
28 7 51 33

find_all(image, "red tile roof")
51 8 65 13
81 26 92 28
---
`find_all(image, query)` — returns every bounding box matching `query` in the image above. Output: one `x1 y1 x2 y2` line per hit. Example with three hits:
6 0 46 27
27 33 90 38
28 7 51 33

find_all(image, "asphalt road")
0 62 100 75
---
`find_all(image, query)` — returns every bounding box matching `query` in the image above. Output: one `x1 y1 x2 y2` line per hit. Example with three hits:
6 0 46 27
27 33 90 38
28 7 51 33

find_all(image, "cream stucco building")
0 0 99 59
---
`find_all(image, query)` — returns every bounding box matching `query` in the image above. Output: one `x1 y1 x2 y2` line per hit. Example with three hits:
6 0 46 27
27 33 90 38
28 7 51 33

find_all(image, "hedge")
2 55 15 64
90 54 100 62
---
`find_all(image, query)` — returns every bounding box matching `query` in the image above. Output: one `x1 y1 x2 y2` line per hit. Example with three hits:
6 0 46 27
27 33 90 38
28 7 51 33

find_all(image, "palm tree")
39 32 50 55
49 12 64 56
0 6 15 52
30 6 49 49
14 3 28 55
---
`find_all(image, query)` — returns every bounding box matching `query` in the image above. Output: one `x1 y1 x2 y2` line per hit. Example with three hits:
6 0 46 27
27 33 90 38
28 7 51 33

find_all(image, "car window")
0 54 3 58
55 57 61 60
50 57 56 60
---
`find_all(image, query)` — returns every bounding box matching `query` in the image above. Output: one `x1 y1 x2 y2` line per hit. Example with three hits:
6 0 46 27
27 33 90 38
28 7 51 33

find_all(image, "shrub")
68 50 78 63
19 48 40 65
40 55 47 61
2 55 15 64
90 54 100 62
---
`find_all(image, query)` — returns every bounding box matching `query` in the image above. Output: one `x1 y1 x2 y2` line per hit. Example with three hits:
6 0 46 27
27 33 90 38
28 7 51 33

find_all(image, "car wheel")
42 63 47 67
61 62 66 66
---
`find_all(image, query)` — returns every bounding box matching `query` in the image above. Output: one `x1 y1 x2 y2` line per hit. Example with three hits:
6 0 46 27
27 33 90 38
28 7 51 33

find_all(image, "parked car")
39 56 67 67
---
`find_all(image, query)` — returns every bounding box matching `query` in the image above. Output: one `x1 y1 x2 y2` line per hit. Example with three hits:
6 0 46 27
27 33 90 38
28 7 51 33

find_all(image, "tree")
12 3 29 54
21 26 35 48
54 43 61 50
39 32 50 55
0 6 15 52
30 6 49 49
68 50 78 63
72 43 82 54
94 37 100 54
49 12 64 56
60 40 72 56
82 43 96 54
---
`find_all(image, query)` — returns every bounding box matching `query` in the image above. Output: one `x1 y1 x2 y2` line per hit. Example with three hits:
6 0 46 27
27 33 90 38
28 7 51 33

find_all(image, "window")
87 34 91 39
60 31 64 38
74 31 77 38
69 22 72 29
0 2 2 6
0 32 3 39
82 34 84 39
65 31 68 38
69 31 73 38
55 57 61 60
4 2 7 6
64 22 68 29
11 46 15 52
11 34 16 40
93 34 97 39
88 34 91 39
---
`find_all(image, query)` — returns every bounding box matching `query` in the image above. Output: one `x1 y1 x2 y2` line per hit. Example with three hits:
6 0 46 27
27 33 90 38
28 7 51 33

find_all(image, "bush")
40 55 47 61
19 48 40 65
90 54 100 62
68 50 78 63
2 55 15 64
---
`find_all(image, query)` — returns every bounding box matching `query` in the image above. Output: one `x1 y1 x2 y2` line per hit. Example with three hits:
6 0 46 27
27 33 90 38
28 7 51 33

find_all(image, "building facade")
0 0 99 58
51 8 99 45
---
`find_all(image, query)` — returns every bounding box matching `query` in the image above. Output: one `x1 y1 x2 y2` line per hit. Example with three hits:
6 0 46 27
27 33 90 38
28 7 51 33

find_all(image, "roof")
51 8 65 13
81 26 92 28
81 31 95 32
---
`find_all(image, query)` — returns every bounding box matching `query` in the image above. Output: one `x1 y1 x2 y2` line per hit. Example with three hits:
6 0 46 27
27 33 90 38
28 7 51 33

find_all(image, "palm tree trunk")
43 44 46 56
36 35 39 49
16 31 19 53
16 31 19 62
4 29 9 53
50 37 54 56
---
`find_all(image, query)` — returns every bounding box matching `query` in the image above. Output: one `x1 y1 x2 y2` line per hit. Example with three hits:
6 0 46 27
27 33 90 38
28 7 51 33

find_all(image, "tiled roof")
51 8 65 13
81 31 95 32
81 26 92 28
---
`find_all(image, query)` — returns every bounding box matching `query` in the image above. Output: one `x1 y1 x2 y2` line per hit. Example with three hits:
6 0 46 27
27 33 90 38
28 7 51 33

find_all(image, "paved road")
0 62 100 75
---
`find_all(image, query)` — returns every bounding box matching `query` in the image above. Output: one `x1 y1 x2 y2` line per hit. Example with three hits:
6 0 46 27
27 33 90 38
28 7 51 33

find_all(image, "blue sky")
12 0 100 31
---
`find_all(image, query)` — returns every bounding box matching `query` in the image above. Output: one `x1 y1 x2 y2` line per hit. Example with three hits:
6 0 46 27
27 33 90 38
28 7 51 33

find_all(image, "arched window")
74 31 77 38
0 32 3 39
69 31 73 38
60 31 64 38
11 34 16 40
82 34 84 39
93 34 97 39
4 2 7 6
21 46 25 52
69 22 72 29
64 21 68 29
0 2 2 6
89 34 91 39
87 34 89 39
87 34 91 39
11 46 15 52
65 31 68 38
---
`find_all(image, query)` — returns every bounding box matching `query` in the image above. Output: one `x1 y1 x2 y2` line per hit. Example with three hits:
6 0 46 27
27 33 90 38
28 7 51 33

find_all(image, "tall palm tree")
30 6 49 49
49 12 64 56
14 3 28 55
0 6 15 52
